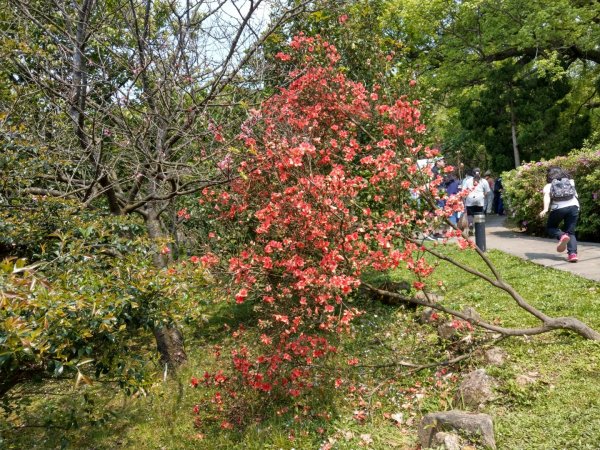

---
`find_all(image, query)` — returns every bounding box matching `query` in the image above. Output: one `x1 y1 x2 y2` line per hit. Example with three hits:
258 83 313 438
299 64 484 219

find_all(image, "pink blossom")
217 154 233 171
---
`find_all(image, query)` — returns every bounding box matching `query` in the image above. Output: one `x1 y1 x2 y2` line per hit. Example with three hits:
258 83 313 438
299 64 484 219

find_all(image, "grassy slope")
2 247 599 449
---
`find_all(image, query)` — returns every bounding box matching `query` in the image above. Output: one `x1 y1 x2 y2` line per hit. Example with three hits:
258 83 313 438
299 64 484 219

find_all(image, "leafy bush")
0 257 151 396
502 146 600 241
0 201 213 398
0 252 212 397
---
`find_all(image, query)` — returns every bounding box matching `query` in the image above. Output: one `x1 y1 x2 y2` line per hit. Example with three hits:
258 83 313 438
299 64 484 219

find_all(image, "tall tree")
384 0 600 169
0 0 315 368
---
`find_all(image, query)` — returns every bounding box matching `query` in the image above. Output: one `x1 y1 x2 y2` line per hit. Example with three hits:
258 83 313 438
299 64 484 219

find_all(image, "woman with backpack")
539 167 579 262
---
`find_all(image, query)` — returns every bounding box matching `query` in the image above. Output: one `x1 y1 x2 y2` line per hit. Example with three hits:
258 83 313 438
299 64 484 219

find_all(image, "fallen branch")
358 350 474 372
363 280 600 341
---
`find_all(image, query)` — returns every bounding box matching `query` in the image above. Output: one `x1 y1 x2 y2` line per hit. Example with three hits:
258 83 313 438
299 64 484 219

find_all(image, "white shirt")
462 176 490 207
543 180 579 210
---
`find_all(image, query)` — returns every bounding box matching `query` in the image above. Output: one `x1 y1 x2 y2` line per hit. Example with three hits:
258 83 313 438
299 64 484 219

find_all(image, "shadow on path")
524 252 566 262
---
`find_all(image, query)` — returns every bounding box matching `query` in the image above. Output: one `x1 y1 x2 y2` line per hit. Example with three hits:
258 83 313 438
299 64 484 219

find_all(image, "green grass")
2 247 600 449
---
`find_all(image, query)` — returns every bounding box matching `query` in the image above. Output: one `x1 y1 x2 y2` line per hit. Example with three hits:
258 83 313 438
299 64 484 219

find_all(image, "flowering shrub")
195 34 469 428
502 146 600 241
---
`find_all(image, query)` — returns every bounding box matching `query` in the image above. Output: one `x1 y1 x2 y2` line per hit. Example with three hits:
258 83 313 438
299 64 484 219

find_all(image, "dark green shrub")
0 201 214 398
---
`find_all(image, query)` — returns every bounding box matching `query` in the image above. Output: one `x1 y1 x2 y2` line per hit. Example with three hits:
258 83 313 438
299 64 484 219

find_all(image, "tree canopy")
381 0 600 169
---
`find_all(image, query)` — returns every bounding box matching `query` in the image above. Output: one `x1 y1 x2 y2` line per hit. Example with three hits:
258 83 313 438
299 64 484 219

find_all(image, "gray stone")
419 307 437 324
432 431 461 450
461 306 481 323
454 369 495 409
419 410 496 449
438 321 459 341
515 372 539 387
415 290 443 303
484 347 508 366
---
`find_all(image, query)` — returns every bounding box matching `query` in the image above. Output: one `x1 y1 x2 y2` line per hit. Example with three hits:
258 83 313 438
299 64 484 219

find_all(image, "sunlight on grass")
2 246 599 449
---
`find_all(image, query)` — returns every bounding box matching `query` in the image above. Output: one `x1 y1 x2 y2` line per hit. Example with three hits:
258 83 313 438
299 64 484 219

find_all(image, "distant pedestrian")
461 167 490 231
432 156 445 177
493 176 504 215
539 166 579 262
443 169 460 227
484 170 495 214
415 156 446 240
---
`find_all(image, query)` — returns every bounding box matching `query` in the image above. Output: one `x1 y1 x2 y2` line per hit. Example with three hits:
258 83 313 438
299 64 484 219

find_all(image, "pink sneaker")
557 234 570 253
568 253 578 263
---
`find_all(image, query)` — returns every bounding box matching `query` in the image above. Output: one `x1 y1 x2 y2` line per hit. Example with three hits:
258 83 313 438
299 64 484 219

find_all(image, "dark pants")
466 205 484 226
493 193 504 215
546 205 579 255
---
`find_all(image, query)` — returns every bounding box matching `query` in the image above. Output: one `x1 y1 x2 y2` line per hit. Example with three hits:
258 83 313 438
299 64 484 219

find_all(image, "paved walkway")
482 214 600 282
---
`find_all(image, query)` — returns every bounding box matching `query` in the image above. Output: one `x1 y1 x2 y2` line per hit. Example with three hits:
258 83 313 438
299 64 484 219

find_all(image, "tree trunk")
509 97 520 168
70 0 95 149
145 211 188 369
153 326 187 368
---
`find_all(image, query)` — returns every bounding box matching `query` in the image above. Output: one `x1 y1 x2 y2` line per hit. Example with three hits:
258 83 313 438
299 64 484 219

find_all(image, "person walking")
539 166 580 262
443 169 460 227
484 170 495 214
461 167 490 232
493 176 505 215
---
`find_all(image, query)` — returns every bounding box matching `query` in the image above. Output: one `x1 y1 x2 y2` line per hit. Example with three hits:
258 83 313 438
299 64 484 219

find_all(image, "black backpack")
550 178 576 201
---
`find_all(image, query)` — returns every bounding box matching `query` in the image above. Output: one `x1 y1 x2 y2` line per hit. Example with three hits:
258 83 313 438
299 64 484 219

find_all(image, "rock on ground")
419 307 437 324
414 291 444 303
431 431 462 450
454 369 495 409
484 347 508 366
438 321 460 341
461 306 482 323
419 410 496 449
515 371 540 387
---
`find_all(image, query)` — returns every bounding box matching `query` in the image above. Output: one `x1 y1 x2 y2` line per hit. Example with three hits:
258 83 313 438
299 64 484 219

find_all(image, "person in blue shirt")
443 169 460 226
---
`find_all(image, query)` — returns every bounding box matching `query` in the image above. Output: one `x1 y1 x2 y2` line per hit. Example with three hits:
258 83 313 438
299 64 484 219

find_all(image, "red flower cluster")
194 34 469 427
